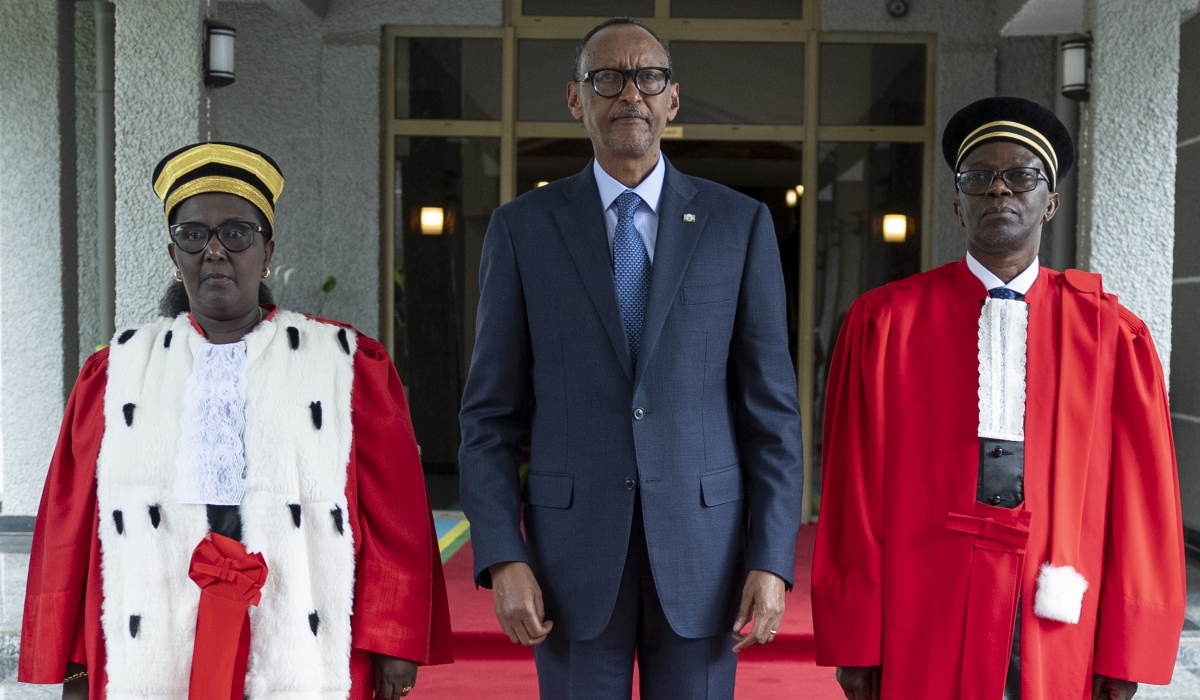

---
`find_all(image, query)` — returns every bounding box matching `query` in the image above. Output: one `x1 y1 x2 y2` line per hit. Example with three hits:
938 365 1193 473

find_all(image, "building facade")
0 0 1197 672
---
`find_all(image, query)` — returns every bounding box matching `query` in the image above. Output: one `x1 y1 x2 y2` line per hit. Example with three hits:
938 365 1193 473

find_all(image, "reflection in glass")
521 0 654 16
810 142 923 505
671 0 802 19
395 37 502 121
660 141 804 369
394 136 501 489
519 40 579 122
672 42 804 124
517 138 594 194
819 43 926 126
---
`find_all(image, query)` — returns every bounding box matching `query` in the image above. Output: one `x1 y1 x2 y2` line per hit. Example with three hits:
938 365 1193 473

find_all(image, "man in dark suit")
459 16 803 699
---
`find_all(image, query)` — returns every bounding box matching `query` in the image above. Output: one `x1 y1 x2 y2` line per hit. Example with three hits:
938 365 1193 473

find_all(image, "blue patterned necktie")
989 287 1025 301
613 191 651 368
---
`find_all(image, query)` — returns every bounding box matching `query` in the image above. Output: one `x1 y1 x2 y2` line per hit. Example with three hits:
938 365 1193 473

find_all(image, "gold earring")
173 269 183 282
262 268 272 279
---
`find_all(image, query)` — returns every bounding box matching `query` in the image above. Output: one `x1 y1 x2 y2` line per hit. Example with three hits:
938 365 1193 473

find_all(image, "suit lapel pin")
683 213 696 222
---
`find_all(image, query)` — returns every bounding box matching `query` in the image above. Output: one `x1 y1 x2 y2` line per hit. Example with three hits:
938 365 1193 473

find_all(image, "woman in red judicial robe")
19 142 452 700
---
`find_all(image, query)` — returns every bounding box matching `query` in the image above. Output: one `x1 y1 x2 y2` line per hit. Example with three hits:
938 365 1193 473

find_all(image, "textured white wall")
0 0 68 515
112 0 205 329
212 0 502 337
1075 0 1197 377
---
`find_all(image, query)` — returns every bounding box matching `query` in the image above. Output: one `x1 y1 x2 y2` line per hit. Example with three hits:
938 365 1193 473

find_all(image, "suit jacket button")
990 495 1003 505
624 477 636 490
633 408 645 420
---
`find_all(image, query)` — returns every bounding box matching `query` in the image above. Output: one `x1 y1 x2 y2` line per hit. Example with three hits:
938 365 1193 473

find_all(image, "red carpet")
413 525 843 698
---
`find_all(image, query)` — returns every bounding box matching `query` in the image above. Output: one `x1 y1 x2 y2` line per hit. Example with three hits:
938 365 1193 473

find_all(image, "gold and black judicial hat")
152 142 284 230
942 96 1074 191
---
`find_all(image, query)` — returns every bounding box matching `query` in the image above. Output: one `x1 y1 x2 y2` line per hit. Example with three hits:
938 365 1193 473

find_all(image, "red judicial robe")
812 260 1185 699
19 311 453 700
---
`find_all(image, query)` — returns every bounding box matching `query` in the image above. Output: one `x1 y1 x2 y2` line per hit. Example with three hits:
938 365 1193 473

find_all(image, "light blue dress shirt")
594 154 665 263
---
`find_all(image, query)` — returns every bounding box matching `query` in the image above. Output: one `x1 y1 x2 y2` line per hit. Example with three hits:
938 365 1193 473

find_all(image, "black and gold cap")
942 96 1074 191
152 142 285 231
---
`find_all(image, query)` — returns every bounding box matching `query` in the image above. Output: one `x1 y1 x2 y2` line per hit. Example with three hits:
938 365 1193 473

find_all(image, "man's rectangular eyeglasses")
169 221 263 254
582 67 672 98
955 167 1048 195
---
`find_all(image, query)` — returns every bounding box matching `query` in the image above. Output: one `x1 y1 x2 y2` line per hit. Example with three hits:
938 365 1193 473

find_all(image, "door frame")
381 4 937 523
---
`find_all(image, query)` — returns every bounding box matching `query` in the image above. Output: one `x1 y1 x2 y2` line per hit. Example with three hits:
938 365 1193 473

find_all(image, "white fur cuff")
1033 562 1088 624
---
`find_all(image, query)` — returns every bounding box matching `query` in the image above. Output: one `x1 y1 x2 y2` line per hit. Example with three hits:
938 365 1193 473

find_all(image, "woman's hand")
62 663 87 700
373 653 418 699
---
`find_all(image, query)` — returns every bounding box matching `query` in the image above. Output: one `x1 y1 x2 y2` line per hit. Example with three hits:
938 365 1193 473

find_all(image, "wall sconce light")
419 207 445 235
795 185 805 197
785 189 798 207
882 214 907 243
204 20 236 88
536 181 550 188
1061 37 1090 102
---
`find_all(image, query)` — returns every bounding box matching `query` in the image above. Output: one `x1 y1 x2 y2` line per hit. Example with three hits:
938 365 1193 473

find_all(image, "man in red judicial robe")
19 141 452 700
812 97 1186 700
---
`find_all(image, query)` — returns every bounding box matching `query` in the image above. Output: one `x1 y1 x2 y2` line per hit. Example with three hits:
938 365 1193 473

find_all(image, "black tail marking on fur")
117 329 136 344
163 330 173 348
113 510 124 534
129 615 140 638
331 506 344 535
337 328 350 355
310 401 322 429
289 503 302 528
148 505 161 529
287 326 300 350
309 611 320 635
122 403 135 426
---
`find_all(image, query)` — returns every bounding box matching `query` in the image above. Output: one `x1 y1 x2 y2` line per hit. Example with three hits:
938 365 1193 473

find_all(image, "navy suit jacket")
459 159 803 641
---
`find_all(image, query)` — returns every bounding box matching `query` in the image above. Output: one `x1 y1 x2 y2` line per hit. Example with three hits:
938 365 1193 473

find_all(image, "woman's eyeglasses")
169 221 263 254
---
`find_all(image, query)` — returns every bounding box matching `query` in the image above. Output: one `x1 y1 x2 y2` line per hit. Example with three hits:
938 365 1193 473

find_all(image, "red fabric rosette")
187 533 268 700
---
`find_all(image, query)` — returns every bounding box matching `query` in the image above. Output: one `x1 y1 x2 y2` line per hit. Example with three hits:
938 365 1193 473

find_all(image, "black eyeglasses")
582 67 672 98
169 220 263 254
956 167 1048 195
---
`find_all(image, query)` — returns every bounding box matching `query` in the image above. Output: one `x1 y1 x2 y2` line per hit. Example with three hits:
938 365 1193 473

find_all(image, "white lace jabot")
977 298 1027 442
174 341 248 505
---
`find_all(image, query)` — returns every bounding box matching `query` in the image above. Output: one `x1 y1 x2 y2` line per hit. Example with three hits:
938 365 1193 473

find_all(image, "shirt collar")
965 252 1040 295
594 153 666 214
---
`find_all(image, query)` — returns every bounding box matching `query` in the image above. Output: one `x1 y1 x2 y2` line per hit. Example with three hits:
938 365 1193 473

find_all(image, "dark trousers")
533 500 738 700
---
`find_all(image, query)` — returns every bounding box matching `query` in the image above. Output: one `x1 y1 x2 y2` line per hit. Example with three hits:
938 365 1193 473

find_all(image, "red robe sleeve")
811 290 891 667
1092 308 1186 684
19 349 108 684
347 336 453 666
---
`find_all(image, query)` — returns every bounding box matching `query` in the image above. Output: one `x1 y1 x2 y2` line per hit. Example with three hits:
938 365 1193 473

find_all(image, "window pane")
393 136 501 485
517 138 594 194
819 43 925 126
672 42 804 124
518 40 578 122
810 141 923 507
395 37 502 121
671 0 802 19
522 0 654 16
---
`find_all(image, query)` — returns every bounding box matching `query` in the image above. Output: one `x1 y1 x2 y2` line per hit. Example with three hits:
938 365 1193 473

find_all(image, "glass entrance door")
384 7 936 518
